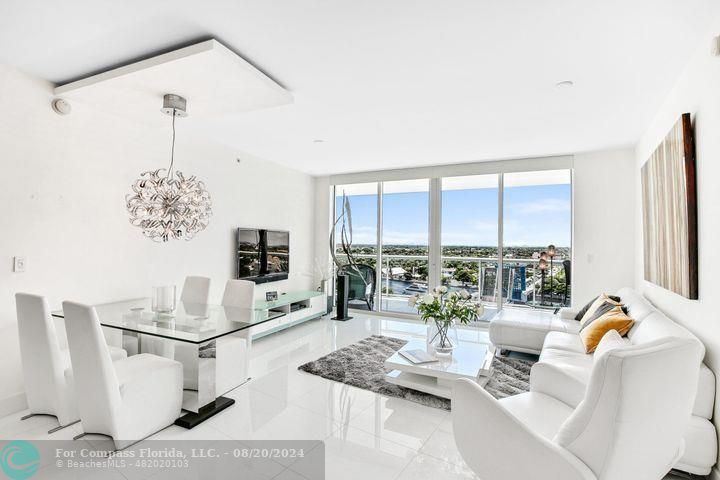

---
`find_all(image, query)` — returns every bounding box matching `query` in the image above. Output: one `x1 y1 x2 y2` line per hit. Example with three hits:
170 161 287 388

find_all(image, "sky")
335 184 571 247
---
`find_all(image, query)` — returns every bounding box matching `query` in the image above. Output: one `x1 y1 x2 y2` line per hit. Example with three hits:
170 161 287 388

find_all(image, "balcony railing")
339 252 571 315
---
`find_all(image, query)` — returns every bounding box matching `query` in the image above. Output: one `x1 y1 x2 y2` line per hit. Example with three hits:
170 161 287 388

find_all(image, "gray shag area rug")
298 335 534 411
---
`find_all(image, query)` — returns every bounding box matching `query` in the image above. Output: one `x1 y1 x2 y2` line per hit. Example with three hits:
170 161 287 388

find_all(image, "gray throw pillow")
575 295 621 321
579 301 620 331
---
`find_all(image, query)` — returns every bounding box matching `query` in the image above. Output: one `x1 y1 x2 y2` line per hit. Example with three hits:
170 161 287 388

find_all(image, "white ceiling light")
555 80 575 89
125 94 212 242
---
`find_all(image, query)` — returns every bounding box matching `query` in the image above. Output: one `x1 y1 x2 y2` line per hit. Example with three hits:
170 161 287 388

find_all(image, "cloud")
338 225 376 244
441 231 497 245
510 198 570 215
466 220 498 232
338 226 429 246
503 240 534 247
381 230 429 245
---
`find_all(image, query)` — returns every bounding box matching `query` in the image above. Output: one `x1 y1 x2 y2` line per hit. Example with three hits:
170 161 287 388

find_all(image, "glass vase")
152 285 176 313
427 319 458 355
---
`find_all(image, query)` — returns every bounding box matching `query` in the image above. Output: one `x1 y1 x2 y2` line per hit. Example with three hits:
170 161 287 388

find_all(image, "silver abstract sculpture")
330 192 367 285
126 94 212 242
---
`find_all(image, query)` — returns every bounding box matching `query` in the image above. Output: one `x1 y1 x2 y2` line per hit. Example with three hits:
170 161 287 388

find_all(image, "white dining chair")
221 279 256 307
180 276 211 304
216 279 256 394
176 275 211 392
177 279 257 396
63 301 183 449
15 293 127 433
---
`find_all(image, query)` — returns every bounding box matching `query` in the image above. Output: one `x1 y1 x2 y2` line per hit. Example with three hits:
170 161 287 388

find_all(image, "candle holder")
152 285 177 313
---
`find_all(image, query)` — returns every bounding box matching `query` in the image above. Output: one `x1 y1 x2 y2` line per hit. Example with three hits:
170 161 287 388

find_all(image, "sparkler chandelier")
126 94 212 242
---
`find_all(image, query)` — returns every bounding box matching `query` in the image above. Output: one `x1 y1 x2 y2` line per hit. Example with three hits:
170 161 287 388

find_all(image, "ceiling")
1 0 718 176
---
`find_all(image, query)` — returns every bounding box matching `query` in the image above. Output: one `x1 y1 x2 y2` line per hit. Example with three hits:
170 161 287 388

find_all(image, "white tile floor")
0 313 693 479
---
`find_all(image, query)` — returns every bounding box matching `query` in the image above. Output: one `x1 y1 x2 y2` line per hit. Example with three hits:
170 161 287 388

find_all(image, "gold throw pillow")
580 306 635 354
579 294 622 328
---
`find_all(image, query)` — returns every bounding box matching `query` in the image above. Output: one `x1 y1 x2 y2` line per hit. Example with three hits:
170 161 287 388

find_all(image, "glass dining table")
52 298 285 428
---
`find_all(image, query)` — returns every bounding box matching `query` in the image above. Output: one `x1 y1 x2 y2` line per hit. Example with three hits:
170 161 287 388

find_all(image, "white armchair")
63 301 183 449
453 337 703 480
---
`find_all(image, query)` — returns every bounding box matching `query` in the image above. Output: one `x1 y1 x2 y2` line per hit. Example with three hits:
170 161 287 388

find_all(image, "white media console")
251 290 327 338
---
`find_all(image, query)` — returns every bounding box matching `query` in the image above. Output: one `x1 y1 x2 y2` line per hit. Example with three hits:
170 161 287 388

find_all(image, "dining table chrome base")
174 396 235 429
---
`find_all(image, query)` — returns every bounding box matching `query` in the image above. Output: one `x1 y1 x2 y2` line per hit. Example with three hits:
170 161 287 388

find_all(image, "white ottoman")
488 308 581 354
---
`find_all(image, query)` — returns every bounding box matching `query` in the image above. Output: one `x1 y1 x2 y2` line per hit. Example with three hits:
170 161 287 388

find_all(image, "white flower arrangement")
408 286 484 325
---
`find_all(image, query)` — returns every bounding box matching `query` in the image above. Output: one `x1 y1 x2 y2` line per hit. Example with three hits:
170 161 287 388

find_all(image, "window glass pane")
441 175 498 321
503 169 572 308
334 183 378 311
331 168 573 317
381 179 429 314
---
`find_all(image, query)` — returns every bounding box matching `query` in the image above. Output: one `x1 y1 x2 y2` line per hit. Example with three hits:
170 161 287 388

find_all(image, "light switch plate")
13 256 26 272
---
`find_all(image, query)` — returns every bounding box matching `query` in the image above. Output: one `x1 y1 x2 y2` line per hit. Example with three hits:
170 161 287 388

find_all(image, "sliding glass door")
503 170 572 308
333 183 378 311
331 168 573 317
380 179 430 314
440 175 499 320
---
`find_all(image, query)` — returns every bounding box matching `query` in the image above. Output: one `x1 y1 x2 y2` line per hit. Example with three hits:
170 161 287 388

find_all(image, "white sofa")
488 287 717 476
454 336 704 480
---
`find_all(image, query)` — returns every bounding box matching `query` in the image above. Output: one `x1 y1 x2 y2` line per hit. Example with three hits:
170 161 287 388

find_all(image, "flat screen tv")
236 228 289 284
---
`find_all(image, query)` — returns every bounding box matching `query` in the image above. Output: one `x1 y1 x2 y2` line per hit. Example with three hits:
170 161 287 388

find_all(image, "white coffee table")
384 339 495 399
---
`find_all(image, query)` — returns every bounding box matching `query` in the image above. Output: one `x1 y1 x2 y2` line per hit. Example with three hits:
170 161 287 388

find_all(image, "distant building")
381 267 406 278
441 267 456 278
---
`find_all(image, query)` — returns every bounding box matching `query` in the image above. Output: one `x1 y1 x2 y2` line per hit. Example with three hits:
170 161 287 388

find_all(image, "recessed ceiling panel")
54 39 293 118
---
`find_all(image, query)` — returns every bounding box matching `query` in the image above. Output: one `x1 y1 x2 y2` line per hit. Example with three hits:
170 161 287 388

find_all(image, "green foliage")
333 244 572 303
541 268 567 295
409 287 483 326
452 264 478 285
335 245 570 286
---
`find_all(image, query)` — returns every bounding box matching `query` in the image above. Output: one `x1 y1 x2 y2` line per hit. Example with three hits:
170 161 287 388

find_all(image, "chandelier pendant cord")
126 94 212 242
167 108 176 180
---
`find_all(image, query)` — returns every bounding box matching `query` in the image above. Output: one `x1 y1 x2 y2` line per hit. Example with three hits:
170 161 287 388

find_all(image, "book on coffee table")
398 349 438 364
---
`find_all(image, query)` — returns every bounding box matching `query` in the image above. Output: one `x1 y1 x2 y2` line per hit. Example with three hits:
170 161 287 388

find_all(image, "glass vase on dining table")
152 285 177 314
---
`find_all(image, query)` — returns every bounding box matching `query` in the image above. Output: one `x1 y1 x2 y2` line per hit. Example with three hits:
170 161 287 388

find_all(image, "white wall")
572 148 636 306
313 176 333 287
0 65 317 415
633 27 720 475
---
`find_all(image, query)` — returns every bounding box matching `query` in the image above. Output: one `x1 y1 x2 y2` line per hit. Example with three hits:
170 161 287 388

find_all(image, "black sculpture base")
333 274 352 321
331 315 353 321
175 396 235 429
